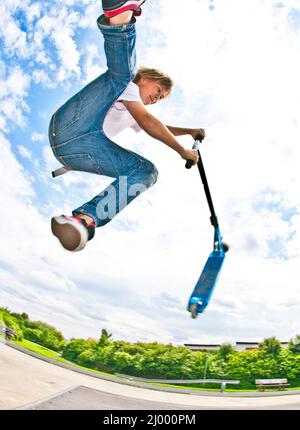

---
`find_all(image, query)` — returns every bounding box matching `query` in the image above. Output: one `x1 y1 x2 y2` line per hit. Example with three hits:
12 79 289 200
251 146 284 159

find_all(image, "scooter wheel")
222 242 229 253
190 304 198 319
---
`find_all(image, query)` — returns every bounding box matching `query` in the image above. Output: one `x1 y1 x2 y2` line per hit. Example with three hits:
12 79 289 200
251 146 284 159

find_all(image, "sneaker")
102 0 146 18
51 215 95 252
133 7 143 17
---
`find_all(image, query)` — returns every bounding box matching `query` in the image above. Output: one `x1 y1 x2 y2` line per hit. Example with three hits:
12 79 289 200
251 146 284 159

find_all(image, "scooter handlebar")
185 135 203 169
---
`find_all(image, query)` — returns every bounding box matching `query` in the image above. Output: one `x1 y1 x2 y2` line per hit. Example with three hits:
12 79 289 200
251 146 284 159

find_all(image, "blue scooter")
185 136 229 319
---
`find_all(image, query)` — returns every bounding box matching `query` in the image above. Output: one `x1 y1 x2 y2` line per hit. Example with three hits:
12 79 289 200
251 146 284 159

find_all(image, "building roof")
184 343 220 347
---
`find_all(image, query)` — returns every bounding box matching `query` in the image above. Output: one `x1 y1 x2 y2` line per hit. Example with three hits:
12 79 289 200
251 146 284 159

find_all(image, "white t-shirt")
103 81 142 139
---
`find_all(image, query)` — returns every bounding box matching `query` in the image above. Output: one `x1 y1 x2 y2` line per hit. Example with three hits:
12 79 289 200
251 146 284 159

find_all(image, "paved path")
1 344 300 410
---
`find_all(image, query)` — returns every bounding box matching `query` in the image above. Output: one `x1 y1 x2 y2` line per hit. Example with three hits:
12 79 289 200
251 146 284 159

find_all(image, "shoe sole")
104 1 145 18
51 216 88 252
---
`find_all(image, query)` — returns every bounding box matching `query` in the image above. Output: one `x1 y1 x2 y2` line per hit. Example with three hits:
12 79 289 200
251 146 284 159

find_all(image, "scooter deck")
188 251 225 318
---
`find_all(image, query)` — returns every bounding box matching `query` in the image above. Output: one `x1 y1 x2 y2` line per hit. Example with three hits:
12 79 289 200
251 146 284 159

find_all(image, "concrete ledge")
15 385 80 410
116 373 240 393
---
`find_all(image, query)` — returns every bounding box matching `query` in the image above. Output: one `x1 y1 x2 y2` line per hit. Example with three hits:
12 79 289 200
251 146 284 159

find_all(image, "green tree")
98 329 113 347
62 338 92 362
77 349 99 368
217 343 235 360
190 352 211 379
220 350 253 388
39 328 65 351
259 337 281 356
23 328 42 344
289 335 300 355
93 342 124 373
23 322 65 351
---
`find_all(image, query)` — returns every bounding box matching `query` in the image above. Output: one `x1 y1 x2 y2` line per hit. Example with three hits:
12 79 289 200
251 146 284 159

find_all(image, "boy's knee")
141 161 159 188
110 71 135 93
118 68 136 85
149 163 159 186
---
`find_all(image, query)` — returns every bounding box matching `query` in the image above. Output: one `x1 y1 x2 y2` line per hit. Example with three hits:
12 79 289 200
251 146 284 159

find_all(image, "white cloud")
0 1 99 89
18 145 32 160
0 132 34 199
0 66 30 132
82 44 106 84
34 9 81 82
31 132 46 143
32 69 54 88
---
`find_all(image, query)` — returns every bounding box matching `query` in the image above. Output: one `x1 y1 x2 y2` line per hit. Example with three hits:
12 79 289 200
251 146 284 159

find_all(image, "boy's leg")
51 129 159 251
51 134 158 251
109 10 133 25
72 136 159 228
96 13 137 87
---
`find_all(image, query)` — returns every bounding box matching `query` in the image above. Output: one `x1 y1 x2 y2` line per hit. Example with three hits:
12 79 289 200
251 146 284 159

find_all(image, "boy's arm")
166 125 205 140
121 100 199 164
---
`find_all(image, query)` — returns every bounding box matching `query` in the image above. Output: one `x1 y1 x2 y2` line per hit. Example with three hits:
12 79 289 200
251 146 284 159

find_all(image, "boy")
49 0 205 252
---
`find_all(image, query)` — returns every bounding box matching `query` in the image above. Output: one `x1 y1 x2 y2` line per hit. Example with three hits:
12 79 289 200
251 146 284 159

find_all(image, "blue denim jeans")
48 15 158 227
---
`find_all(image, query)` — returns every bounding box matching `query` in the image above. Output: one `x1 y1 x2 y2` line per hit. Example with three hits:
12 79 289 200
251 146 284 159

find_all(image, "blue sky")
1 0 300 345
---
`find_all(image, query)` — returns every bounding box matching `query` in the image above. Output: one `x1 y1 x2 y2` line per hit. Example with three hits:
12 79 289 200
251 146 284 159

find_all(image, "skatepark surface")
1 343 300 410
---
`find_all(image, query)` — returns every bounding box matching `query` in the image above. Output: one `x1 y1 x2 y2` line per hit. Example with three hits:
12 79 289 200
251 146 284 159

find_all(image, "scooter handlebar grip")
185 135 203 169
185 159 194 169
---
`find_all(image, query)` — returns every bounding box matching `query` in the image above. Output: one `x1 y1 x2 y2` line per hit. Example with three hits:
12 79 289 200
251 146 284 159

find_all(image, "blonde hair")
133 66 174 96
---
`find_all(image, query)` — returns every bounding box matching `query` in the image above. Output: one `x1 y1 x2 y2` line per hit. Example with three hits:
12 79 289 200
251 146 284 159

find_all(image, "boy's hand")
180 148 199 165
190 128 205 140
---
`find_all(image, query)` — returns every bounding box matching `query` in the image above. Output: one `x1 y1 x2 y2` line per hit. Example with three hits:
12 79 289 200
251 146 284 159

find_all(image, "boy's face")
137 78 168 105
